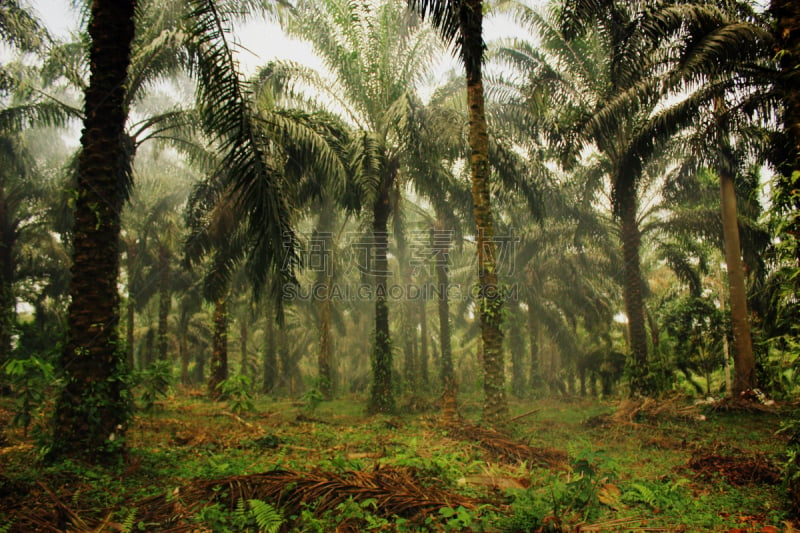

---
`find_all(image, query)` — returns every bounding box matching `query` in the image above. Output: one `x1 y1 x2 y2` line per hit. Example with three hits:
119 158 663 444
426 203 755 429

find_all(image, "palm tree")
277 0 441 413
771 0 800 263
408 0 509 424
50 0 137 463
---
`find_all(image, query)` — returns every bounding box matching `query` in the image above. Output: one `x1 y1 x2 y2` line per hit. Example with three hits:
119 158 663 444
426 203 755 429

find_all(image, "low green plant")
137 360 172 413
217 374 255 413
193 498 282 532
2 355 56 436
301 387 324 413
438 505 475 530
778 409 800 515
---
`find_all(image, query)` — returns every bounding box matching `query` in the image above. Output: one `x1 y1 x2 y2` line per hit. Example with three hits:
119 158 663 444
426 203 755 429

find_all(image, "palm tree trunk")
419 294 429 389
316 208 334 399
368 168 395 414
434 223 453 386
49 0 136 464
0 203 16 392
619 195 650 396
179 328 189 386
156 243 170 361
318 270 333 398
719 171 755 395
263 311 277 394
771 0 800 266
125 240 137 369
509 304 526 398
462 0 507 425
240 316 248 376
208 296 228 399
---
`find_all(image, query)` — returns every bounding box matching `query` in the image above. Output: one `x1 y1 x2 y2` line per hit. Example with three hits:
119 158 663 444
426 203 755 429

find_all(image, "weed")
216 374 255 413
136 361 172 413
2 355 56 436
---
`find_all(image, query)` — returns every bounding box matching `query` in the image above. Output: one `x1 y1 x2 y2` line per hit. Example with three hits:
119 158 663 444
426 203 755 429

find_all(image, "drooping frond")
185 0 297 304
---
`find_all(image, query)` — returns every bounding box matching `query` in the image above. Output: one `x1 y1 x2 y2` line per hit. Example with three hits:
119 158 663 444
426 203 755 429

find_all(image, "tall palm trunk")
316 207 335 399
419 294 429 388
50 0 136 463
772 0 800 261
433 219 453 389
208 296 228 399
263 310 277 393
240 316 248 376
0 202 16 390
462 0 507 425
368 168 395 414
156 243 171 361
125 240 137 369
619 194 649 396
509 303 526 397
719 171 755 395
526 269 541 389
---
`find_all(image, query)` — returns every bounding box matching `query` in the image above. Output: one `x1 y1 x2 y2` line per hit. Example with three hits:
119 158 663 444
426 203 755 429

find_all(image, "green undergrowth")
0 392 795 532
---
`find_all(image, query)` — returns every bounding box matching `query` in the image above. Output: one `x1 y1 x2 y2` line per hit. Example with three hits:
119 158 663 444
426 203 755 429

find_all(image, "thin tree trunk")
462 0 507 425
526 268 542 391
318 272 333 398
240 316 248 376
619 195 649 397
719 171 756 395
0 202 16 392
125 241 137 369
419 294 429 389
315 208 334 399
156 243 170 361
509 304 526 398
432 219 457 411
208 296 228 399
368 167 395 414
263 310 277 394
50 0 136 463
179 330 189 386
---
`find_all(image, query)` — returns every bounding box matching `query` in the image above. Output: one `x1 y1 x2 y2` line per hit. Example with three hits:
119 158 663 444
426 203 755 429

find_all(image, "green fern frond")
248 499 283 533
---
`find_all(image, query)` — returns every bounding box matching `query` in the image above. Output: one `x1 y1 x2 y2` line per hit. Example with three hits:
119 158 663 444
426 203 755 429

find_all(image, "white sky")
27 0 531 80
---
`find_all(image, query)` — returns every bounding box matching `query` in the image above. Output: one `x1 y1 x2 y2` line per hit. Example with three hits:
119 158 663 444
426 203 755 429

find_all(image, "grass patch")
0 391 795 532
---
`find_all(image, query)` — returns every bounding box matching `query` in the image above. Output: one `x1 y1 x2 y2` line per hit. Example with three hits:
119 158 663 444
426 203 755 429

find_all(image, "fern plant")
248 499 283 533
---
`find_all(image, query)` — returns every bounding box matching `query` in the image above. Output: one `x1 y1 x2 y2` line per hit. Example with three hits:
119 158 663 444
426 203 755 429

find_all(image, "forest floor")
0 390 797 532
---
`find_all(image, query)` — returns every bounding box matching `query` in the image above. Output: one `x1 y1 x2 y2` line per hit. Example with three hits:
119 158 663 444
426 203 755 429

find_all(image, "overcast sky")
27 0 530 80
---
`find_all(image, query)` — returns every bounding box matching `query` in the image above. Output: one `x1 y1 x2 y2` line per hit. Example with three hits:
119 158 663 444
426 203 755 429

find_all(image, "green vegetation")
0 0 798 529
0 392 793 531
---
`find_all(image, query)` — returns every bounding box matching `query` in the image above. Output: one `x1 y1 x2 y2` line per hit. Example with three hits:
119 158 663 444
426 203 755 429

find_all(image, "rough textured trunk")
156 243 170 361
461 0 507 425
719 171 756 395
368 167 395 414
208 296 228 399
771 0 800 266
50 0 136 463
619 195 649 397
